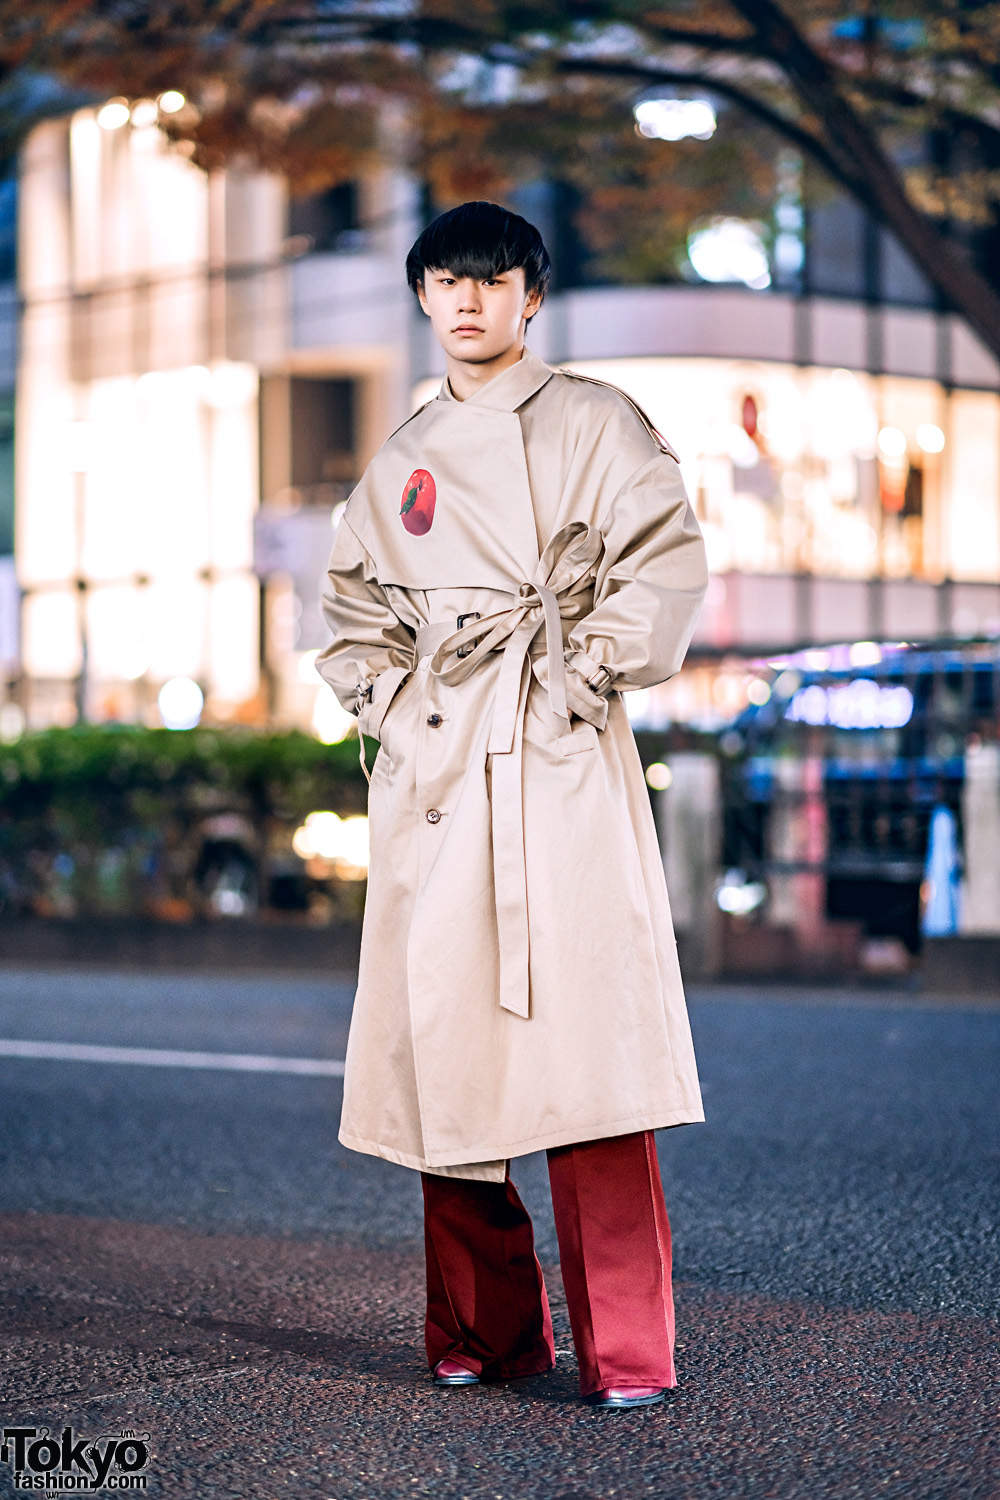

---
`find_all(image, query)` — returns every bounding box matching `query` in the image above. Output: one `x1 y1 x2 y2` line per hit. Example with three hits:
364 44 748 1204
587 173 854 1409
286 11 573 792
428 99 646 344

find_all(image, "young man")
315 201 708 1409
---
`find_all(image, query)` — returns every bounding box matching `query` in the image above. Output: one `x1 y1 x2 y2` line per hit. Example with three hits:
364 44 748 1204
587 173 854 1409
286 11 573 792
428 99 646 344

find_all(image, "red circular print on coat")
400 469 436 536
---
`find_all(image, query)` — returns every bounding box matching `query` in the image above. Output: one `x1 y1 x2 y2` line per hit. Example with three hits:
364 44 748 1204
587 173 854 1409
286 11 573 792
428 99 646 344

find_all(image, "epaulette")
556 368 680 461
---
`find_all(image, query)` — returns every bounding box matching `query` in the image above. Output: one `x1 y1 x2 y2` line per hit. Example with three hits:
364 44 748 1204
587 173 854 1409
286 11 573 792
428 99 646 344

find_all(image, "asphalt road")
0 966 997 1499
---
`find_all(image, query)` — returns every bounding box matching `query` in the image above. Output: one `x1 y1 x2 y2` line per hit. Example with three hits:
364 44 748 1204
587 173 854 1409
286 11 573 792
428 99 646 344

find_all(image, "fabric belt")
413 522 605 1021
413 619 462 661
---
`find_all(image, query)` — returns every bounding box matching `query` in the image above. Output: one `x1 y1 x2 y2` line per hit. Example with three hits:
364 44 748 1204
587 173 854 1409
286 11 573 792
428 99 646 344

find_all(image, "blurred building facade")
13 106 1000 732
8 104 1000 962
13 107 418 734
0 167 16 695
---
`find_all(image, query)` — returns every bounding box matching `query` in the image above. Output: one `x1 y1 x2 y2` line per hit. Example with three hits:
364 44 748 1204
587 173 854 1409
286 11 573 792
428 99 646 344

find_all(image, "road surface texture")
0 966 996 1499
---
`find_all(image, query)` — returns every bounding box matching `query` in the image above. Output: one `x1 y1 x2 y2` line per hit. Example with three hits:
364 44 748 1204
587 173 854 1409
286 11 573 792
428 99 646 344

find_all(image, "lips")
400 468 436 536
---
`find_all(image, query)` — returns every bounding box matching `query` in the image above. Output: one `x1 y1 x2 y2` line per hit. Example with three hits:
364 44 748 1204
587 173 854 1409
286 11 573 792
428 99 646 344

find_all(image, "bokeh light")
158 676 204 730
688 219 771 291
877 426 907 460
634 98 716 142
97 99 130 130
916 423 945 453
293 811 370 879
645 762 673 790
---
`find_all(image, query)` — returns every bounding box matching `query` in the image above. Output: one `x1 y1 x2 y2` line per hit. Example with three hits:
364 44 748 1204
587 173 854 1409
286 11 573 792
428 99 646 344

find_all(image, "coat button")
426 808 442 824
427 713 443 727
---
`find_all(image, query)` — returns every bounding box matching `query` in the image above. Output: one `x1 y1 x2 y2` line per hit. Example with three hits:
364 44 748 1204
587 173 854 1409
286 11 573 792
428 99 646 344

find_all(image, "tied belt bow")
415 522 607 1020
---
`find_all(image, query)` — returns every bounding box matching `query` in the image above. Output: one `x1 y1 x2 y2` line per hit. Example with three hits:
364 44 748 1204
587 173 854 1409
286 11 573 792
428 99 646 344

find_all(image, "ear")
523 287 544 322
416 282 431 318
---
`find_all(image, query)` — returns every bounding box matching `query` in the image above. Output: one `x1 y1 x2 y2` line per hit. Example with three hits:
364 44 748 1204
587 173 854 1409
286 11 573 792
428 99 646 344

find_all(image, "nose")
457 280 481 312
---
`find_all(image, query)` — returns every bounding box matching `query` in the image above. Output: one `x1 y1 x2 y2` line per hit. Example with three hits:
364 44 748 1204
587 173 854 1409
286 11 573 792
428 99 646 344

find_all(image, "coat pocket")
359 665 413 743
558 716 599 755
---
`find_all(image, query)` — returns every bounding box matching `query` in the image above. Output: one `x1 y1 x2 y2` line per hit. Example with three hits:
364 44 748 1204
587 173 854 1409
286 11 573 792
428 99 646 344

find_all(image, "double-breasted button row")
426 808 442 824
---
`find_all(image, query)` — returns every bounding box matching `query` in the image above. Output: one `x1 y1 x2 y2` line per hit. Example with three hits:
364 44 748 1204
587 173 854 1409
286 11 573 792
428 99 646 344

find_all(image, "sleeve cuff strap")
565 650 615 697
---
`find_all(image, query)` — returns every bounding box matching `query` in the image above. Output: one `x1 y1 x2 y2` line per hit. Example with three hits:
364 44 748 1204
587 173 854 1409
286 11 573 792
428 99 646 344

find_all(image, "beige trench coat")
315 346 709 1182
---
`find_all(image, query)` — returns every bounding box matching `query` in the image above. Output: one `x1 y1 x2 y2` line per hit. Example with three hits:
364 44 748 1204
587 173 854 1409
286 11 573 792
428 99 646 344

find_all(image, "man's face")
417 267 542 364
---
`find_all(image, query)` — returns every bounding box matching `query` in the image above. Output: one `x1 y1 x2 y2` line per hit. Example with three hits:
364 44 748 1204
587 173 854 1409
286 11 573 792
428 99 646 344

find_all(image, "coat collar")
436 345 554 413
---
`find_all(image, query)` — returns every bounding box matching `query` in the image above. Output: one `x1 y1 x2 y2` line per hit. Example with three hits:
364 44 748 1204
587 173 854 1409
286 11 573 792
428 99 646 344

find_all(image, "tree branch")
849 72 1000 158
727 0 1000 359
553 56 857 196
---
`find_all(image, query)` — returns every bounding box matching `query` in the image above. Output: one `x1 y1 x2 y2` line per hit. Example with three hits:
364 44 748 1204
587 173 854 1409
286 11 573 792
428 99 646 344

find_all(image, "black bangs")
405 201 551 298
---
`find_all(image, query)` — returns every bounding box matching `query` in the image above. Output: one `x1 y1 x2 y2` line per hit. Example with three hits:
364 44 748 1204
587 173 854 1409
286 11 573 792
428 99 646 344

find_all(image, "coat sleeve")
314 515 416 737
558 452 708 730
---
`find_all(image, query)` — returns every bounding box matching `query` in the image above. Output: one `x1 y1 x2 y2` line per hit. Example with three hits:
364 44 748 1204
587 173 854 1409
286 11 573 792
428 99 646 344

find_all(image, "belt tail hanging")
490 662 532 1019
487 617 538 756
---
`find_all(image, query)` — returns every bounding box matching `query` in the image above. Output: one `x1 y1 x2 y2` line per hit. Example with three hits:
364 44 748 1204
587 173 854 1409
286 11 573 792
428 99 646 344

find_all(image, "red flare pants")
421 1129 676 1398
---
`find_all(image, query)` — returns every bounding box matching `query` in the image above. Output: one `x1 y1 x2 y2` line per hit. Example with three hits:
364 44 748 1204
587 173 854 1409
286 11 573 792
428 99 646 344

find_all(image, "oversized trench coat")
315 345 709 1182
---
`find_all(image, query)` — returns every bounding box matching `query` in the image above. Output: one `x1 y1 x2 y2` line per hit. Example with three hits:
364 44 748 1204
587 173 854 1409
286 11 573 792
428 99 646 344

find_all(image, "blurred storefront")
498 292 1000 972
509 343 1000 972
692 642 1000 978
12 105 417 738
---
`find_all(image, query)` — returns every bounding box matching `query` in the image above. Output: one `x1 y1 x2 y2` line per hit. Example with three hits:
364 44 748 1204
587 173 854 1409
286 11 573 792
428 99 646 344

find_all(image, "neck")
445 341 526 402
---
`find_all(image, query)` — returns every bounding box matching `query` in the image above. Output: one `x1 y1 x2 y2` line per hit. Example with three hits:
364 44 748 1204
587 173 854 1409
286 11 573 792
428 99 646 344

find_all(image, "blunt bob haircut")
406 201 552 301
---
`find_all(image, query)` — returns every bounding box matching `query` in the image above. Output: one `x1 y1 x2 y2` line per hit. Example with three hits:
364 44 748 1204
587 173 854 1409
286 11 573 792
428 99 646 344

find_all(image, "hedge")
0 723 373 919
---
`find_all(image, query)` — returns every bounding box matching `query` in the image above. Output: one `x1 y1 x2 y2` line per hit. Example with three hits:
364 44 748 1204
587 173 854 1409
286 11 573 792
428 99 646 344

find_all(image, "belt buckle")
585 664 614 696
456 612 481 658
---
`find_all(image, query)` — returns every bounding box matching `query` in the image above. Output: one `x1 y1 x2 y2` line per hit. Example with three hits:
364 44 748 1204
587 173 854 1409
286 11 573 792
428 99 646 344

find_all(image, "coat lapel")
439 345 554 416
359 349 554 591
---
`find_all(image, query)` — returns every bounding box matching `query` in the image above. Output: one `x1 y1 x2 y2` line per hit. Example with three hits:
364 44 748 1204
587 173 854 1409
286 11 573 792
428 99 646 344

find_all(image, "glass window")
562 356 998 582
